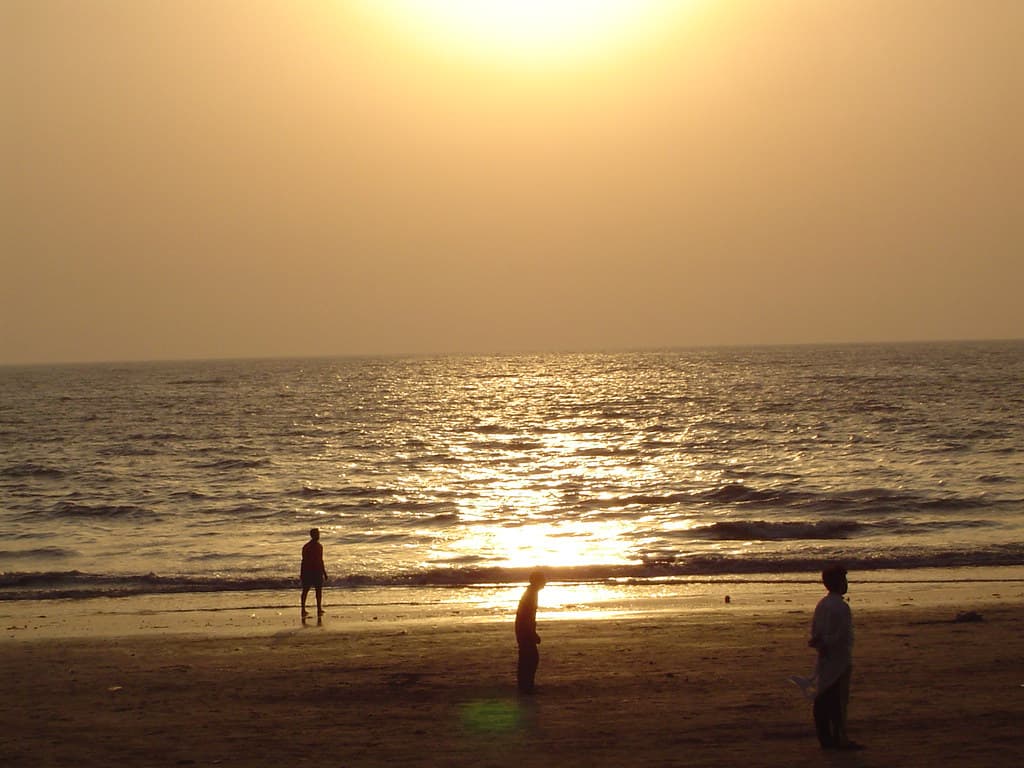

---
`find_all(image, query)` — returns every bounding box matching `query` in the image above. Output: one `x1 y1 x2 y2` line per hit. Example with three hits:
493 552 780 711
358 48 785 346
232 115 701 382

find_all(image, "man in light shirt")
808 563 860 750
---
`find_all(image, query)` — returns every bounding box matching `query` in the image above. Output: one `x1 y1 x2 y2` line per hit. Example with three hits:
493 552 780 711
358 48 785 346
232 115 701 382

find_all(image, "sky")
3 0 1022 364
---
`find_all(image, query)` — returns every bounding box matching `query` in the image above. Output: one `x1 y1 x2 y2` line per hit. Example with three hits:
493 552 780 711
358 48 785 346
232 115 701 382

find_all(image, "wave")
126 431 188 442
978 474 1013 484
572 483 1015 516
424 512 460 525
580 492 693 510
395 453 464 466
681 518 994 542
285 484 463 516
43 501 158 520
99 445 160 457
473 424 512 435
3 545 1022 601
0 547 78 559
473 439 544 452
688 520 863 541
575 446 639 458
170 490 209 501
193 458 271 470
700 484 1009 513
703 484 816 505
1 462 66 479
289 485 393 499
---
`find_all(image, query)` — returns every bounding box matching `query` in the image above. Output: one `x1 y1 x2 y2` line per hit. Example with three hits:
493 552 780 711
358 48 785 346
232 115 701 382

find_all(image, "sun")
356 0 684 68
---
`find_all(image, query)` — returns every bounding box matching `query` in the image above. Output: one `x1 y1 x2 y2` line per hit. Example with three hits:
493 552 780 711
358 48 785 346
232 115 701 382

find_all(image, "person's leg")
301 586 310 616
836 667 852 747
315 585 324 615
813 681 840 748
517 644 539 693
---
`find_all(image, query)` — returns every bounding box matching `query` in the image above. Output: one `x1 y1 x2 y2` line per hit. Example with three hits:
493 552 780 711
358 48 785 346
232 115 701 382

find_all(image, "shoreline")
3 565 1022 642
3 599 1021 767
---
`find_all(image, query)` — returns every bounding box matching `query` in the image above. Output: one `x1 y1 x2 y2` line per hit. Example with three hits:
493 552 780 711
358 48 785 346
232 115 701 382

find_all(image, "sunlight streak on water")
426 518 639 571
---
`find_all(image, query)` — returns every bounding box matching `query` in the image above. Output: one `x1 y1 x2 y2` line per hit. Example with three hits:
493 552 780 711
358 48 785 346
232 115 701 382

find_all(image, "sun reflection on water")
426 517 640 572
418 390 708 575
456 580 643 622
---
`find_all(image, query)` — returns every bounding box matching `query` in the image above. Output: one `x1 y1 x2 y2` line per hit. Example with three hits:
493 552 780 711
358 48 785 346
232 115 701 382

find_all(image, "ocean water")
1 341 1022 601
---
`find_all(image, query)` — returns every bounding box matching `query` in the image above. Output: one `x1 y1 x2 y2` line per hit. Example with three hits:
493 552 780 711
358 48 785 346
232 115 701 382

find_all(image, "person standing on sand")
300 528 328 619
808 563 860 750
515 570 546 694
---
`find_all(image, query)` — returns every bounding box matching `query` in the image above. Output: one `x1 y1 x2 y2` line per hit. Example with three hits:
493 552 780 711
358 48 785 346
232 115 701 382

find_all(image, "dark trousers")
517 643 539 693
813 667 851 748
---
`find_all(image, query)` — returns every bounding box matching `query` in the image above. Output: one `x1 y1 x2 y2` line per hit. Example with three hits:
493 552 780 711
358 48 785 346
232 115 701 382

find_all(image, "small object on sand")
954 610 983 623
724 595 731 604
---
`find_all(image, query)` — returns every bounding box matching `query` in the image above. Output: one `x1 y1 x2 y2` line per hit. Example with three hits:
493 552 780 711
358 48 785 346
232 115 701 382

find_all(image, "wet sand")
2 597 1022 767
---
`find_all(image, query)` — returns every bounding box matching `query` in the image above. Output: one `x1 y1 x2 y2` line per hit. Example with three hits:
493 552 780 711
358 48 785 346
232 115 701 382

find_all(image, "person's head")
821 563 848 594
529 570 547 590
309 528 320 541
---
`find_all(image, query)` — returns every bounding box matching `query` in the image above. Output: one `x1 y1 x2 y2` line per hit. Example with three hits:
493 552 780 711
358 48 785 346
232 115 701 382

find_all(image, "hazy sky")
3 0 1022 364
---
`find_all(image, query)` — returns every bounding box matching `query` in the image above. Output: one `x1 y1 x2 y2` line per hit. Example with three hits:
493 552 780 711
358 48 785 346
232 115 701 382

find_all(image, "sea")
2 341 1023 605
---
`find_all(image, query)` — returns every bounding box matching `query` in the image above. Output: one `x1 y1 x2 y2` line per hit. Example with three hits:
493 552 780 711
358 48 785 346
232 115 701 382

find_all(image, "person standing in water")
808 563 860 750
300 528 328 620
515 570 547 694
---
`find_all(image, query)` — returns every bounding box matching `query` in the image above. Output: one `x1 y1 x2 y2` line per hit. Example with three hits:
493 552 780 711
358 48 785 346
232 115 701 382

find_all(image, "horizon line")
2 336 1021 369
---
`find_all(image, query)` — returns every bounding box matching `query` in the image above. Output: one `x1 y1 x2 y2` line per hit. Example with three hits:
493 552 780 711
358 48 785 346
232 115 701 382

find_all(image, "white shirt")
811 591 853 691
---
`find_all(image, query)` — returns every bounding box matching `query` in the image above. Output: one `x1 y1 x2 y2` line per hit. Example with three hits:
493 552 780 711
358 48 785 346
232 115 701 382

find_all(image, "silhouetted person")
515 570 546 693
300 528 328 620
809 563 859 750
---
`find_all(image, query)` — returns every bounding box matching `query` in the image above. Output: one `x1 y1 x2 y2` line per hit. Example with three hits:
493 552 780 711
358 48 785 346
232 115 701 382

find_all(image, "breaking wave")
3 543 1023 601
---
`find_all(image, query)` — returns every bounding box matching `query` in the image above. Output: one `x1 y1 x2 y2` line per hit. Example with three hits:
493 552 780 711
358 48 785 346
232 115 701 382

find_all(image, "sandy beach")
2 578 1022 768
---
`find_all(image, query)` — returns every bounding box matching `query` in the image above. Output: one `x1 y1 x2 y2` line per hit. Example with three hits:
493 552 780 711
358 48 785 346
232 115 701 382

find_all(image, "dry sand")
2 597 1022 767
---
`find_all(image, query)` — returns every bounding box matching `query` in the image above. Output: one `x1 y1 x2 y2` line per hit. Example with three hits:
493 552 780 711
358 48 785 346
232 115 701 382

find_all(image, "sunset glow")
356 0 685 66
7 1 1021 364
